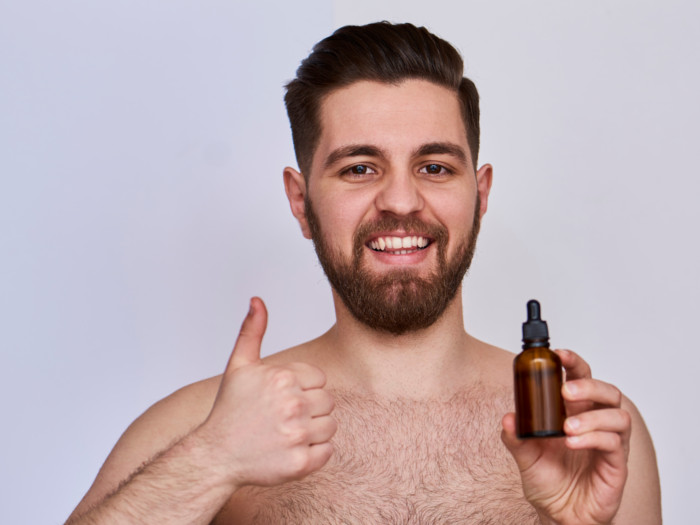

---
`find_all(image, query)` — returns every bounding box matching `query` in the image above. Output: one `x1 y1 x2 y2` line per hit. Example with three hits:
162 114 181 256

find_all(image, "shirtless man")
66 22 661 524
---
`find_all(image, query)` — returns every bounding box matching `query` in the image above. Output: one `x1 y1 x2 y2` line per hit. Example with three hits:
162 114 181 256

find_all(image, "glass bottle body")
513 346 566 438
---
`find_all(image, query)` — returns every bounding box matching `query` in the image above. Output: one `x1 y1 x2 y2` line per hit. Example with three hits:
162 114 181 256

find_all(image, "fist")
198 297 337 488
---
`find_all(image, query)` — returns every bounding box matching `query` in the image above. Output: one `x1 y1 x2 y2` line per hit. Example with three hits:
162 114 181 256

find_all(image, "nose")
374 170 424 216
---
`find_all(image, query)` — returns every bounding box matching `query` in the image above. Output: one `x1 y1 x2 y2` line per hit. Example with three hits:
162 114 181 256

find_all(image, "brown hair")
284 21 480 177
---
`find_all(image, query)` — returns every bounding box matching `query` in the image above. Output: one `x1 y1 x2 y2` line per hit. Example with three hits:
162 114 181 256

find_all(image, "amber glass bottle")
514 300 566 438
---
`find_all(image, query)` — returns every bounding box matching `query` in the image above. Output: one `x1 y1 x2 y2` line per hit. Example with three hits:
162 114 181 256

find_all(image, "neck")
319 288 479 399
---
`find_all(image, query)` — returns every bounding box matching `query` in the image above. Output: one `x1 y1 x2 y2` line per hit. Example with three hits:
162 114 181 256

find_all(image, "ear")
475 163 493 219
283 166 312 239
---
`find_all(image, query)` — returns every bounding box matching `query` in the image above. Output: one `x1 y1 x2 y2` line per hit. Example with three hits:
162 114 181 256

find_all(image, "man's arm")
66 426 240 525
64 378 221 524
65 297 337 525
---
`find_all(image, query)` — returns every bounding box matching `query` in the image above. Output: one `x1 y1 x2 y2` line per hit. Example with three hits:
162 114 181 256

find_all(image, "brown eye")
341 164 377 179
420 163 451 176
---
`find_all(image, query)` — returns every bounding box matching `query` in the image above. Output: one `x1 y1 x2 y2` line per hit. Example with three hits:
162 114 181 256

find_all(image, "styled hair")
284 21 480 176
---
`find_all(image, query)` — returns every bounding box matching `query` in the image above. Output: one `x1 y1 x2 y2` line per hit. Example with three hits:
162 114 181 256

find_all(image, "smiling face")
284 79 492 334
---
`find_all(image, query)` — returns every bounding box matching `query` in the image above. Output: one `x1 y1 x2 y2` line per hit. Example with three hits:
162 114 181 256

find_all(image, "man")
66 22 661 524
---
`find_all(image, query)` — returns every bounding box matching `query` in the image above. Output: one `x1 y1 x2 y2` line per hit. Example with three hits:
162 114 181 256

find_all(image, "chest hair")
222 386 539 524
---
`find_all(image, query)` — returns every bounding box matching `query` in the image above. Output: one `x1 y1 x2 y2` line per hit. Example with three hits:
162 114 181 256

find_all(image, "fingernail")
567 435 581 445
564 382 578 396
567 417 580 431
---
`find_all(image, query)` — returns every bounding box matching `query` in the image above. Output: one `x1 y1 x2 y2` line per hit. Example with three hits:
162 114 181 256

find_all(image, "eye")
341 164 377 179
419 163 452 176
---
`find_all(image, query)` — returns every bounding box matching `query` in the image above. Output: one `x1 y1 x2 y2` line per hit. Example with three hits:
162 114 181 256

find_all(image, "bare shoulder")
70 375 222 517
467 334 517 389
261 336 327 366
616 395 662 523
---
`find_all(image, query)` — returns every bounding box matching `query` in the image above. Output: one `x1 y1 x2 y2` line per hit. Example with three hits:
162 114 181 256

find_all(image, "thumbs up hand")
195 297 337 490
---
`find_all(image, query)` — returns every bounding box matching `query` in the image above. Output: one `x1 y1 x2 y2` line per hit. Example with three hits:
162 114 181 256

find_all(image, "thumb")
226 297 268 371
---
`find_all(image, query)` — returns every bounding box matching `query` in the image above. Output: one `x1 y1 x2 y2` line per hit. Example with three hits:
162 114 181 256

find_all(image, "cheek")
309 189 369 246
430 188 477 229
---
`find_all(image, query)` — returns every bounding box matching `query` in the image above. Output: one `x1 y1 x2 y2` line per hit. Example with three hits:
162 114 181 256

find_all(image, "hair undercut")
284 21 481 178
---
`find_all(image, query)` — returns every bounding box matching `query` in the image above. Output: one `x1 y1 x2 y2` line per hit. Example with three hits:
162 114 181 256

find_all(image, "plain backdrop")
2 1 698 523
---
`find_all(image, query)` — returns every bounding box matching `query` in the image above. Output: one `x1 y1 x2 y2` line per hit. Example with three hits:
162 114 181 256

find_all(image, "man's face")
288 79 492 334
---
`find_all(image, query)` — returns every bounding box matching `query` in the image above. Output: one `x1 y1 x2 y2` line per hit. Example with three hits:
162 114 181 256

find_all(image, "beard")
305 196 481 335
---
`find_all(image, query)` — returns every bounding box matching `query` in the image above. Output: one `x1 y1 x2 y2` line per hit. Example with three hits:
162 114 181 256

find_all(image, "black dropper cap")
522 299 550 349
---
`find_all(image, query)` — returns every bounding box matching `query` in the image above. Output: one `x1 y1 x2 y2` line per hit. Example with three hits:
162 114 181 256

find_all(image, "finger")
286 362 328 390
307 415 338 445
564 408 632 437
555 349 591 381
565 430 626 459
501 412 547 472
227 297 268 371
563 378 623 408
306 442 334 472
565 431 628 475
304 388 335 417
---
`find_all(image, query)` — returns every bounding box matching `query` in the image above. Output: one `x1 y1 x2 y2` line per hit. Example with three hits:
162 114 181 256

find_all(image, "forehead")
311 80 469 172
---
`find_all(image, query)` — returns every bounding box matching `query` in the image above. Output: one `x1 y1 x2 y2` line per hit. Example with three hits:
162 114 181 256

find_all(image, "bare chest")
215 388 538 524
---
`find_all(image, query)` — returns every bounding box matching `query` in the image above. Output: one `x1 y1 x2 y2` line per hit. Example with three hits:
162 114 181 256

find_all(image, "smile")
367 235 431 255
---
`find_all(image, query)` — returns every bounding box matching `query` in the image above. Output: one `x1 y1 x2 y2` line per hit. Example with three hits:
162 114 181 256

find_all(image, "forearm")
66 430 237 525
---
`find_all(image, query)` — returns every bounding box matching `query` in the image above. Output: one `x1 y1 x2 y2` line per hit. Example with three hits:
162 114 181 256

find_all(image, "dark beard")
305 197 481 335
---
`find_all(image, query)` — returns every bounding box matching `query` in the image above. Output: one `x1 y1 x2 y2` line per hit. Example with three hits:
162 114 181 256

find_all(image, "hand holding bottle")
504 339 630 523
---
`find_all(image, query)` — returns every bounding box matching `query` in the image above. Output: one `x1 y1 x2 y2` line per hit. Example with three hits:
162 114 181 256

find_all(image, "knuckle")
608 432 622 449
619 408 632 429
611 386 623 406
318 391 335 413
282 397 306 419
327 417 338 437
289 449 311 475
270 368 296 389
286 426 309 446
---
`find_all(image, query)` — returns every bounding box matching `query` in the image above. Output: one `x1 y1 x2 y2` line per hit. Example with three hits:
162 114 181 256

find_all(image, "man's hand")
64 297 337 525
195 296 337 489
501 349 630 525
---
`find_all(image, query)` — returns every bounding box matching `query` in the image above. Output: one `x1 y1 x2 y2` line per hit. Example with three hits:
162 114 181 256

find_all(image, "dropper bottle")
513 299 566 438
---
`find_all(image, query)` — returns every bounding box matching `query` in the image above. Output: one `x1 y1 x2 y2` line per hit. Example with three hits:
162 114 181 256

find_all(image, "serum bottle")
513 299 566 438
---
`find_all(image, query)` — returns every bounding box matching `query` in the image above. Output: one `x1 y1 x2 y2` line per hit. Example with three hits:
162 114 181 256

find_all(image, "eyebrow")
413 142 469 165
323 144 386 170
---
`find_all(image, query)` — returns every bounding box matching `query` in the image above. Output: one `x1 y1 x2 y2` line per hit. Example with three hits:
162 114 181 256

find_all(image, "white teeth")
368 235 430 252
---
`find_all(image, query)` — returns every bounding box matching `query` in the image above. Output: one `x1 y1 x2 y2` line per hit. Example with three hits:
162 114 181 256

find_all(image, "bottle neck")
522 339 550 350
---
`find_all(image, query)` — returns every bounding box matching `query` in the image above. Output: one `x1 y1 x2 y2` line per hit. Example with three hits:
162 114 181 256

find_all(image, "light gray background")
1 1 697 523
